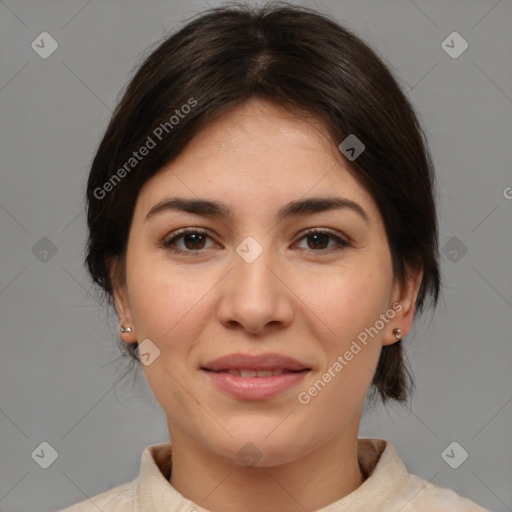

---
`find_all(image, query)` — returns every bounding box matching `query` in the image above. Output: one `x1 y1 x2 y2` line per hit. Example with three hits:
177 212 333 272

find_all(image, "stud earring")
393 328 402 341
120 326 132 333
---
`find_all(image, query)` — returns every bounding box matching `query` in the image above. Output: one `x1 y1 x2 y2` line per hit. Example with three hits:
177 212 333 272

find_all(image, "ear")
383 264 423 346
108 257 137 344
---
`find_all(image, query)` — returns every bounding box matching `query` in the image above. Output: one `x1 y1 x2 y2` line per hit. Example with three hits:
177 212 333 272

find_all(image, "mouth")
203 368 306 377
202 352 310 372
201 353 311 400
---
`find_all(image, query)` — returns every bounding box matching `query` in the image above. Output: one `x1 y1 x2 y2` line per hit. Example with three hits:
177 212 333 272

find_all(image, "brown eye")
306 232 330 250
163 229 214 253
180 232 207 250
162 228 350 256
296 229 351 253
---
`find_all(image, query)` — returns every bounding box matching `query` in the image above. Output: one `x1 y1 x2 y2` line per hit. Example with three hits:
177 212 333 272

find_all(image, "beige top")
60 438 489 511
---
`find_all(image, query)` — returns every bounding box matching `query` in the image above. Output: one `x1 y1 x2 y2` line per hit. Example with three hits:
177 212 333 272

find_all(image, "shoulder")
58 479 134 512
386 472 490 511
358 439 489 511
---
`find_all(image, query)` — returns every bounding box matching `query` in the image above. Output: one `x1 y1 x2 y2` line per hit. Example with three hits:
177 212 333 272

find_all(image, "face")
113 98 420 467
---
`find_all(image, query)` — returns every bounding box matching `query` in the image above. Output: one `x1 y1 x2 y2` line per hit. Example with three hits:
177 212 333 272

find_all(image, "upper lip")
202 353 310 372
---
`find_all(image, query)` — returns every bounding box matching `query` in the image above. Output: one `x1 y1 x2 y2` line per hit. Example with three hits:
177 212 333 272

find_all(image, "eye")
162 228 350 255
294 229 351 253
162 228 216 253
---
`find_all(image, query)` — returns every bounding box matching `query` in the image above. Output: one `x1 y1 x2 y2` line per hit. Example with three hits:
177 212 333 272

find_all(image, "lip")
202 352 310 372
201 352 311 400
203 370 309 400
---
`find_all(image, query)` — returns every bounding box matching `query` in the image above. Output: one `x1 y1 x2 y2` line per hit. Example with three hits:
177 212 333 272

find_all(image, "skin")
112 98 422 512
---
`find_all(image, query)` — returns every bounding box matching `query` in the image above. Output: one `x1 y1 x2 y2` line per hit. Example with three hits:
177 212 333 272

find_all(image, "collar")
134 438 408 511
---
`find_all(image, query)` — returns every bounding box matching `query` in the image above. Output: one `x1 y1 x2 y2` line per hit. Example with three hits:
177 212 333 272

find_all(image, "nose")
216 238 294 336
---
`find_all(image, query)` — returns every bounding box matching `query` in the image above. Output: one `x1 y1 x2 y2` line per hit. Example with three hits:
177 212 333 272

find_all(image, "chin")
208 422 314 468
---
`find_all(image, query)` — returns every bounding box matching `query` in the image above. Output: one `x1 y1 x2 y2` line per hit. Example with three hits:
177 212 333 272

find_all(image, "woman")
61 2 488 511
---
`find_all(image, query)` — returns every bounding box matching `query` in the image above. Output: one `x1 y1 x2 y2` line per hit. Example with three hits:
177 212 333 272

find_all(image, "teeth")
255 370 273 377
225 369 286 377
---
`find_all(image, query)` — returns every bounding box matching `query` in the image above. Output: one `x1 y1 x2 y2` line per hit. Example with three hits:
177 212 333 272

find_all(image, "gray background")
0 0 511 511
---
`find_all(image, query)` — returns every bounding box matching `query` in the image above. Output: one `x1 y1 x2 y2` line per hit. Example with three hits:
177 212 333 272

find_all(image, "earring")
120 326 132 333
393 328 402 341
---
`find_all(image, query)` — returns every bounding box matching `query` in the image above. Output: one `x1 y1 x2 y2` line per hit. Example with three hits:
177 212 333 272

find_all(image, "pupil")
310 233 328 249
185 233 204 249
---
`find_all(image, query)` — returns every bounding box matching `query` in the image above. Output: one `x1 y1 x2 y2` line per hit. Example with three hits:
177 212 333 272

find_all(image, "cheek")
126 256 206 418
299 264 391 344
127 252 210 341
294 266 390 402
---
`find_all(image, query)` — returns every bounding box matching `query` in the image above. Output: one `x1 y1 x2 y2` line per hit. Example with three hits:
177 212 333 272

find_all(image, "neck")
168 425 365 512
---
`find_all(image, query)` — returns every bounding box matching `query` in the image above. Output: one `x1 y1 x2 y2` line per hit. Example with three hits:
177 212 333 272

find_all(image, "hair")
85 1 441 406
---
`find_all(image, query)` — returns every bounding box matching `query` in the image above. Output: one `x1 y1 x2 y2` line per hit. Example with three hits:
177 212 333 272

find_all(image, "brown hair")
85 1 440 405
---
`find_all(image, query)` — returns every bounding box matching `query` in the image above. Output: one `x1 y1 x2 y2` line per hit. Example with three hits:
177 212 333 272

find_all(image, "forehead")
135 98 380 222
175 98 339 169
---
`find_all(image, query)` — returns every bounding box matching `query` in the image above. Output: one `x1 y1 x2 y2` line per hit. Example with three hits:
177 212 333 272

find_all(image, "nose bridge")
233 234 279 299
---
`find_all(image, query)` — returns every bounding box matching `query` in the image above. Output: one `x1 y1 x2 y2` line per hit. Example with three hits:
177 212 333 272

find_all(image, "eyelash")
161 228 351 255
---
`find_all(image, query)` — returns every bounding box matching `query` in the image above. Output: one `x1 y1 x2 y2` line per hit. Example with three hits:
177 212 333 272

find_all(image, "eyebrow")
145 196 369 223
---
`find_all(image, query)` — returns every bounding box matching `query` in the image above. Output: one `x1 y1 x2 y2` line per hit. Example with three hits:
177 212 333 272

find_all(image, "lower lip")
203 370 309 400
